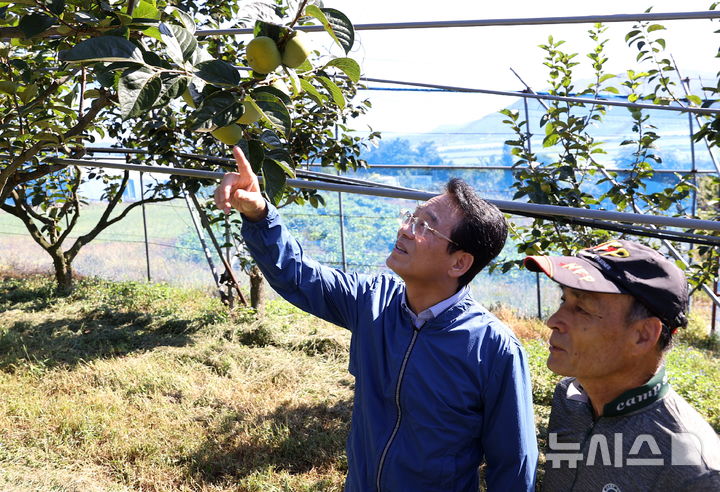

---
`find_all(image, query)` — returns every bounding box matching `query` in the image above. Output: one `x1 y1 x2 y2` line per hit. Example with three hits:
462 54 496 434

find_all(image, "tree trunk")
51 252 74 294
249 265 265 312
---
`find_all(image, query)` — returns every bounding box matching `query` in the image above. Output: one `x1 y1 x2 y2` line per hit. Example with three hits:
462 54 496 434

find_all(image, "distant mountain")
380 97 710 171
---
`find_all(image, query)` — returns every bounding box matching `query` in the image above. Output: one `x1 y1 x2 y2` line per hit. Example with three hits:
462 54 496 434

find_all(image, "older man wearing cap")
524 239 720 492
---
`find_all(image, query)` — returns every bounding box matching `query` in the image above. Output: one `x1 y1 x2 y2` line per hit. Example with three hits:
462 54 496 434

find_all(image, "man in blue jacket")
215 147 538 491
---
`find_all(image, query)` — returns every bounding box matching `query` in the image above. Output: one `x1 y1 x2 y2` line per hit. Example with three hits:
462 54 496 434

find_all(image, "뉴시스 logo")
546 431 705 469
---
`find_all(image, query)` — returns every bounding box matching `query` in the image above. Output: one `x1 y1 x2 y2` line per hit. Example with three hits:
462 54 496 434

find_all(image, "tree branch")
12 164 66 188
63 93 114 140
66 170 130 260
0 26 102 40
0 71 78 126
56 167 83 245
67 192 176 261
12 187 54 228
0 93 113 202
289 0 311 28
4 191 53 252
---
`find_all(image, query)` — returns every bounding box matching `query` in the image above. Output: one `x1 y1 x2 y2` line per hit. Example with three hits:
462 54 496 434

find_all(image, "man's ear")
632 316 663 354
448 251 474 279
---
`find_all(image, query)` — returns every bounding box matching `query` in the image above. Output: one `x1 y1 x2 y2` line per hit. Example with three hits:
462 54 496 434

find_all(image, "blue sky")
321 1 720 134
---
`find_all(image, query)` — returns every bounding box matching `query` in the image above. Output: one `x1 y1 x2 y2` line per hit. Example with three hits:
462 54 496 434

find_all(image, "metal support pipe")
689 112 698 218
82 148 718 174
517 88 542 319
338 190 347 272
343 165 715 173
84 147 418 192
184 192 224 293
187 192 248 306
674 59 720 174
713 276 718 336
139 172 151 282
195 11 720 37
56 158 720 232
224 214 234 308
358 76 720 116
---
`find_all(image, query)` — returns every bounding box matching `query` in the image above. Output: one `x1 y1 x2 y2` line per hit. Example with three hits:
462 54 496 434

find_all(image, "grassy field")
0 201 194 241
0 271 718 491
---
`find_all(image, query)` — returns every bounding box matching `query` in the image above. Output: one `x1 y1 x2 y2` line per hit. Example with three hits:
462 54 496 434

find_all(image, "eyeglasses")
399 211 458 246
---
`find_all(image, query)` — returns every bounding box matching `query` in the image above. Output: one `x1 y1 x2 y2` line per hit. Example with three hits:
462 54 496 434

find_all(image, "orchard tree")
0 0 375 294
500 17 719 297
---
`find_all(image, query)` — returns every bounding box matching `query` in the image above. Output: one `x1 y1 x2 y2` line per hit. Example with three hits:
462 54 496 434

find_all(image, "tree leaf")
118 66 162 119
132 0 159 20
260 129 282 148
139 26 163 42
212 100 245 127
252 85 291 105
74 11 99 24
293 57 314 73
154 73 188 107
686 94 702 106
253 19 286 40
247 139 265 174
189 91 238 130
262 157 287 205
18 13 55 39
194 59 241 86
316 76 344 108
190 45 213 66
265 148 296 177
254 92 291 136
168 6 196 34
48 0 65 16
142 50 168 68
647 24 666 33
159 22 197 66
625 29 641 42
283 67 302 96
305 5 354 54
59 36 145 64
323 57 360 83
299 78 325 104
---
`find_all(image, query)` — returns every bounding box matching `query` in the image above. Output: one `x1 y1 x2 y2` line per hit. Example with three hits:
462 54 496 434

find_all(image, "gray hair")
626 299 673 352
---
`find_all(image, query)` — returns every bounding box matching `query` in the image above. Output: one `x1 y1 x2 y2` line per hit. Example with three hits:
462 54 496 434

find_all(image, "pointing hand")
213 146 267 221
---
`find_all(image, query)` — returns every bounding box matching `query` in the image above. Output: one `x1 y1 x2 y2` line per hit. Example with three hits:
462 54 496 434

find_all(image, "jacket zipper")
375 327 420 492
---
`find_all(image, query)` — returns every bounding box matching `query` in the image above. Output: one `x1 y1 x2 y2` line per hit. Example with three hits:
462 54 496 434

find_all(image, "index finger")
215 177 233 213
233 146 254 176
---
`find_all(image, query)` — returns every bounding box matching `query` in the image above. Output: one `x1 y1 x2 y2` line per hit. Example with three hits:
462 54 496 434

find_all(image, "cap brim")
523 255 626 294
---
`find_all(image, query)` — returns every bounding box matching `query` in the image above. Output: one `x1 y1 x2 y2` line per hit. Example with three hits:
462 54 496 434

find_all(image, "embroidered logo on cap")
588 240 630 258
559 262 595 282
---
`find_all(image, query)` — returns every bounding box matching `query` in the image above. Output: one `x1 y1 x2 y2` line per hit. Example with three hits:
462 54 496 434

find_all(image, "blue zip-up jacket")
242 204 538 492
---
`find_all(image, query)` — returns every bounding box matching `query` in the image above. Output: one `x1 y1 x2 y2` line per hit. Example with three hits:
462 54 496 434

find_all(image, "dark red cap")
524 240 688 329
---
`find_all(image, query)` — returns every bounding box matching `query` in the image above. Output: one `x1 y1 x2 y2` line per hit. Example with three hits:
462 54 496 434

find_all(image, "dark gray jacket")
542 370 720 492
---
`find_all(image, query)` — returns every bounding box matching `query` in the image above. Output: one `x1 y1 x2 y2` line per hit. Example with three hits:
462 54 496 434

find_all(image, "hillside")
390 98 708 170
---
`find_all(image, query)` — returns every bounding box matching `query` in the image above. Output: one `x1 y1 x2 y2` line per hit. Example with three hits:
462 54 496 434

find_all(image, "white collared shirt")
401 286 469 329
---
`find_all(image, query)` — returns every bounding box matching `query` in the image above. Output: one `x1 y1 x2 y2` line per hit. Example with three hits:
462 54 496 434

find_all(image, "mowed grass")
0 272 718 491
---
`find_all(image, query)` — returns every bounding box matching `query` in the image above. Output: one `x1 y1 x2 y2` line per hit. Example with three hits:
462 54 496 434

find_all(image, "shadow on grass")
0 308 197 370
189 398 352 483
0 276 58 312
